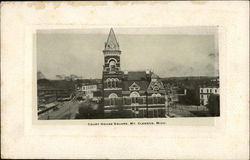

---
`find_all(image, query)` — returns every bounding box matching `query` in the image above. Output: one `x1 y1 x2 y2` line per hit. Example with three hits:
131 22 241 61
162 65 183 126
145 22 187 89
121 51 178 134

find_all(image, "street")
38 100 80 120
168 104 210 117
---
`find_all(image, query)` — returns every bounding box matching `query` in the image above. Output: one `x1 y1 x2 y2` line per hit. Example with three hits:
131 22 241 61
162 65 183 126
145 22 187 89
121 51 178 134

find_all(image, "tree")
75 100 103 119
37 71 46 80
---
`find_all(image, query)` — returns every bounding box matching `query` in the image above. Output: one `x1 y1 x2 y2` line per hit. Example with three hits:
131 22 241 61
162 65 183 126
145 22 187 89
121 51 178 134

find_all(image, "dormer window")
153 86 159 91
153 83 160 91
129 82 140 91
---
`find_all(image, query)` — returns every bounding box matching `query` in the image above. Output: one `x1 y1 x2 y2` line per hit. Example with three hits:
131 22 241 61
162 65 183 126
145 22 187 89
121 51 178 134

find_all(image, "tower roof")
104 28 120 51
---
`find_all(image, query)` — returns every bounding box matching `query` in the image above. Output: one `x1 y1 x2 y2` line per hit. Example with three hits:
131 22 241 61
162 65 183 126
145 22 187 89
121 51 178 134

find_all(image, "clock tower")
102 28 123 108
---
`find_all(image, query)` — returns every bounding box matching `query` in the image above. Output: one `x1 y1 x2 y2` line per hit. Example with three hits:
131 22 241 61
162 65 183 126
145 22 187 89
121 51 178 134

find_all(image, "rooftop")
125 71 150 81
122 80 149 91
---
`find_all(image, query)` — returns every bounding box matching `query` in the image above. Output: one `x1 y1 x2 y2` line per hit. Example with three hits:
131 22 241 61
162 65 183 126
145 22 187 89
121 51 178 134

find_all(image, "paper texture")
1 1 249 159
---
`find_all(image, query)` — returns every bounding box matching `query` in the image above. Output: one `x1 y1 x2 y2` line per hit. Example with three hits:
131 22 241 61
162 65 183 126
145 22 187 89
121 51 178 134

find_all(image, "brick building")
102 28 166 118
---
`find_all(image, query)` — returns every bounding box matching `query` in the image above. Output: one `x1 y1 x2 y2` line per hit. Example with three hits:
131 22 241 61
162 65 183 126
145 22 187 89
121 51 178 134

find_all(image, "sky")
37 27 219 79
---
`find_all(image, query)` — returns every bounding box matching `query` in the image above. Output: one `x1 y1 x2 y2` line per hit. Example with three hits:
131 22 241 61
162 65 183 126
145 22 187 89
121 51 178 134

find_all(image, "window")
200 100 204 105
130 91 140 104
109 93 118 106
109 81 112 88
153 85 159 91
200 89 203 93
109 60 116 71
132 97 138 104
207 89 209 93
215 89 217 93
112 79 116 88
153 97 158 104
152 93 161 104
110 98 115 106
124 97 131 105
113 78 119 88
210 89 212 93
106 79 111 88
106 78 119 88
123 98 126 105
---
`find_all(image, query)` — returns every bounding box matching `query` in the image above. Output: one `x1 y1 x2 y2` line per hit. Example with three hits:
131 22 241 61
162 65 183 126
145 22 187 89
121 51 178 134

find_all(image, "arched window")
112 78 116 88
153 84 160 91
109 60 116 71
109 93 118 106
114 78 119 88
106 78 119 88
152 93 161 104
130 91 140 104
106 78 112 88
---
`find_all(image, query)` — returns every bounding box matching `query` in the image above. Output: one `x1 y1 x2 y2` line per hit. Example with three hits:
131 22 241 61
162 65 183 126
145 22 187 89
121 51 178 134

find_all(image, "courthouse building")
102 28 166 118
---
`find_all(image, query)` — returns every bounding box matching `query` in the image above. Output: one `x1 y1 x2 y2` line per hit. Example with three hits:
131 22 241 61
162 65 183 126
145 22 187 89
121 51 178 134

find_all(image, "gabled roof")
129 82 141 91
147 80 165 91
122 80 149 91
104 28 120 51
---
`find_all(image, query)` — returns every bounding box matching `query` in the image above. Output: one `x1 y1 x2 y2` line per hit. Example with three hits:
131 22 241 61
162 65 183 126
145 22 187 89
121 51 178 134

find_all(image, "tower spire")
104 28 120 51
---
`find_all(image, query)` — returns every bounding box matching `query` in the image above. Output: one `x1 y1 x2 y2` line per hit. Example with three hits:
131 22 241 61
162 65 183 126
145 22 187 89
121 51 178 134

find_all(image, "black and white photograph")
2 1 249 159
37 27 220 120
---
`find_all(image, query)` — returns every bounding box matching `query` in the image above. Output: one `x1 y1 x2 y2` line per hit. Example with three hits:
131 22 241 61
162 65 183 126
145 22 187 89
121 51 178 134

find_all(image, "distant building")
210 77 219 84
81 84 98 99
199 87 219 105
82 84 97 92
37 79 75 110
102 28 166 118
165 85 187 105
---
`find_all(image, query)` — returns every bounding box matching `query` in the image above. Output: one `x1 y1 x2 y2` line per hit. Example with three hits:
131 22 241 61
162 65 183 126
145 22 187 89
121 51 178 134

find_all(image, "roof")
38 79 75 90
200 86 219 89
104 28 120 51
122 80 149 91
126 71 148 81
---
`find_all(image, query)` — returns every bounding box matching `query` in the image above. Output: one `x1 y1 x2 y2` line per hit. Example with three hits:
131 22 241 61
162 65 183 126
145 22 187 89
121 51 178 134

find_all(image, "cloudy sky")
37 27 219 79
